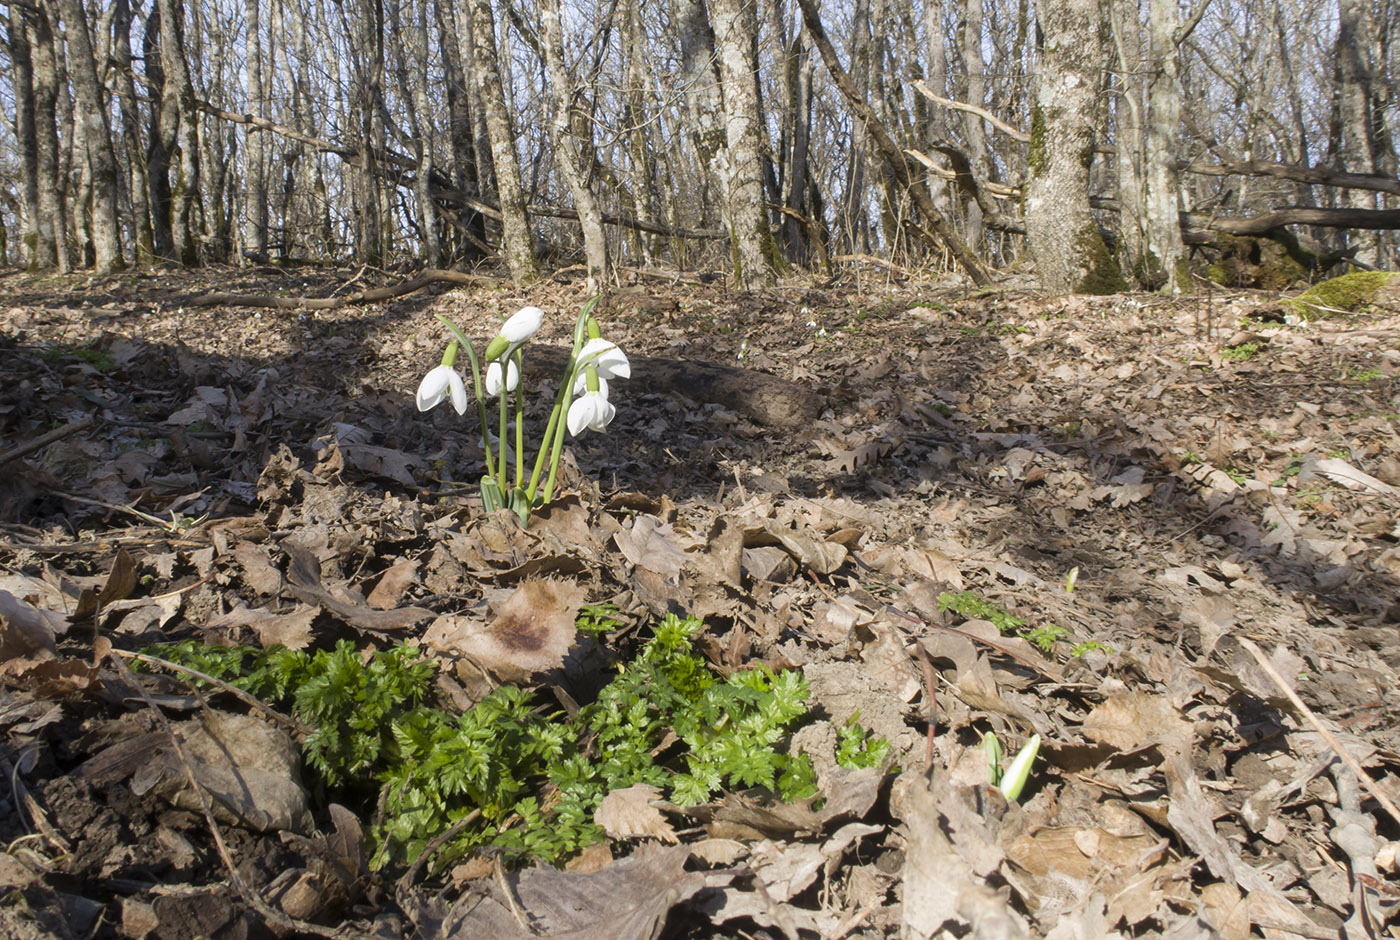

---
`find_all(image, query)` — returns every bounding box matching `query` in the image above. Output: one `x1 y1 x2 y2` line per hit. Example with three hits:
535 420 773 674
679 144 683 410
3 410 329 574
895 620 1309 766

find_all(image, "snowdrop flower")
485 359 520 397
572 371 608 398
575 337 630 380
567 388 616 436
416 364 468 414
484 305 545 361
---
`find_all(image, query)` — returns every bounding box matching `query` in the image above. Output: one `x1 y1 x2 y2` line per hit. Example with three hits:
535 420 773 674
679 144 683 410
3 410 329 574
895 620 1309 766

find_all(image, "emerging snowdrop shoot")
416 298 627 524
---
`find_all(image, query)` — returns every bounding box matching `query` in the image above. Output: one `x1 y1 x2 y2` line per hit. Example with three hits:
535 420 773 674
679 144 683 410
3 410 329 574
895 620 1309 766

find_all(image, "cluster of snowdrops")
415 298 629 524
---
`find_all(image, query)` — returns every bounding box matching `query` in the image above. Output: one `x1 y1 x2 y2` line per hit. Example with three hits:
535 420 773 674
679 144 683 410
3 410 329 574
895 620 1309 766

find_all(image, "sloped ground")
1 265 1398 940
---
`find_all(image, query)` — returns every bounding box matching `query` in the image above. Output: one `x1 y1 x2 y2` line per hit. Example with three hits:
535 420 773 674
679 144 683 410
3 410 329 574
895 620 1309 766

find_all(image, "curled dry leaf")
431 578 584 682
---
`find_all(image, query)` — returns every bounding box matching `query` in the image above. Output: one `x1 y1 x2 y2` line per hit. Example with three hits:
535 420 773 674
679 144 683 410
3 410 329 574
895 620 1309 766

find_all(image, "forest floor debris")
1 266 1399 939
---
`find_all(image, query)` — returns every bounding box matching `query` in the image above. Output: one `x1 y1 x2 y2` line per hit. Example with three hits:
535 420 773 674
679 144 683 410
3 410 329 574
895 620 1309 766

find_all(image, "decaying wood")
185 268 500 309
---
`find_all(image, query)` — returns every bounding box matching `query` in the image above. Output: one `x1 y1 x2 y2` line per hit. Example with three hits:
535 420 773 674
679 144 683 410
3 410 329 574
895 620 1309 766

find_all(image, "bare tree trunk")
469 0 539 283
1331 0 1385 266
1109 0 1145 283
1143 0 1183 291
620 0 660 265
709 0 777 288
437 0 486 261
1025 0 1121 293
780 22 817 267
55 0 123 273
540 0 608 288
160 0 201 264
112 0 155 265
676 0 726 223
959 0 990 249
244 0 268 261
7 5 43 269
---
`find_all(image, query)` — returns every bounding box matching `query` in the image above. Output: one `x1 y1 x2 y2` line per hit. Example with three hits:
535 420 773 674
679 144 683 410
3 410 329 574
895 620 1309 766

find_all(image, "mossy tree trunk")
6 4 43 270
1024 0 1122 294
243 0 269 262
160 0 200 265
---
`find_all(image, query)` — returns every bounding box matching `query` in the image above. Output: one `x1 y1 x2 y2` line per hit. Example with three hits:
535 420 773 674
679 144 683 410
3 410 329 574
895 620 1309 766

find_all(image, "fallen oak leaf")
283 542 433 632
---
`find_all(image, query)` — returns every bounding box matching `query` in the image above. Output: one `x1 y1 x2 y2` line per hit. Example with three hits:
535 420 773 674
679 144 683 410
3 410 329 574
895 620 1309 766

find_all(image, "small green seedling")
983 731 1041 801
1221 343 1260 362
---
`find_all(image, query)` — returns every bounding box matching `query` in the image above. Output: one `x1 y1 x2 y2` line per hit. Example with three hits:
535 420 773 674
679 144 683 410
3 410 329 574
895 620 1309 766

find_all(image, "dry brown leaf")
366 558 418 610
1082 692 1193 753
207 603 319 650
232 542 285 595
283 541 434 632
763 521 848 574
613 515 689 579
435 578 584 682
0 590 58 670
594 783 678 843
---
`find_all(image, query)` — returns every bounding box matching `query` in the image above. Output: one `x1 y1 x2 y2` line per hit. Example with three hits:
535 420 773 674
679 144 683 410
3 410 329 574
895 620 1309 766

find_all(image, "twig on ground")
0 418 95 468
1238 638 1400 830
111 649 311 736
101 639 383 940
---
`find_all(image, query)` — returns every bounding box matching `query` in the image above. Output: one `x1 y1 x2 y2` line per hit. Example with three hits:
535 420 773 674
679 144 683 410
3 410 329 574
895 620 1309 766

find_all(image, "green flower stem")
434 315 496 482
513 350 526 488
497 373 509 493
525 298 598 504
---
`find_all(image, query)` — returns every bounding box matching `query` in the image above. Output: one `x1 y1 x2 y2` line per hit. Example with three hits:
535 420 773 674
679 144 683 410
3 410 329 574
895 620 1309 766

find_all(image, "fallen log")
185 268 501 309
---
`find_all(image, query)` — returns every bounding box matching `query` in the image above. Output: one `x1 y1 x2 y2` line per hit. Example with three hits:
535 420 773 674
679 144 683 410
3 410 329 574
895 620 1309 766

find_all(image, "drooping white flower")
484 306 546 361
575 338 630 380
572 371 609 398
485 359 520 397
416 365 468 415
567 389 616 436
501 306 544 345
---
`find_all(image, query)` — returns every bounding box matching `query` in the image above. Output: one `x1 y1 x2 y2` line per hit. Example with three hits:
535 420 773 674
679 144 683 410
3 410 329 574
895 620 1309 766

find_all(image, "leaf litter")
1 270 1400 939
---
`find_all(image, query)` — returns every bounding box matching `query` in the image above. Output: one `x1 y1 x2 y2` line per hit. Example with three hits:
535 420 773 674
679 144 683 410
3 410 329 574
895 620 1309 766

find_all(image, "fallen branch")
0 417 94 467
185 268 500 309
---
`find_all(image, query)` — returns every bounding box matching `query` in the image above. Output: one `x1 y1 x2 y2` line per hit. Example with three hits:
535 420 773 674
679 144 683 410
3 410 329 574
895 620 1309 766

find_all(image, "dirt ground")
1 263 1399 940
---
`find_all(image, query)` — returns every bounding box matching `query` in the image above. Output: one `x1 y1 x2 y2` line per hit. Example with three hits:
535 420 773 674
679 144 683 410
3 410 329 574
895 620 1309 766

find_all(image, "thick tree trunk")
56 0 123 273
468 0 539 284
708 0 777 288
1332 0 1387 266
676 0 726 222
1143 0 1183 291
1024 0 1121 294
437 0 486 261
540 0 608 288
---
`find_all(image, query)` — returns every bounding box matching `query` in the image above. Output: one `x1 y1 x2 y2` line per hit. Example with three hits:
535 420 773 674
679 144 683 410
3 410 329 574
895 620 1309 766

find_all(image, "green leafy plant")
1220 342 1260 361
939 591 1068 652
142 614 887 871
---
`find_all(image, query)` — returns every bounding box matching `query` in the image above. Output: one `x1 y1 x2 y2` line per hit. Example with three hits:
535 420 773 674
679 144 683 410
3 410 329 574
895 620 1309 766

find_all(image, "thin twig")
102 641 382 940
1237 638 1400 830
0 418 95 467
394 808 482 896
111 649 311 736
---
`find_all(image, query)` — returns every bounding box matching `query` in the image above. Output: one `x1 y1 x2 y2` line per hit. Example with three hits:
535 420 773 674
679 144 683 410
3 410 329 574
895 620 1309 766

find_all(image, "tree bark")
1024 0 1120 293
112 0 155 265
468 0 539 284
540 0 608 288
1143 0 1183 291
6 5 43 269
243 0 268 261
55 0 123 273
159 0 201 264
708 0 777 288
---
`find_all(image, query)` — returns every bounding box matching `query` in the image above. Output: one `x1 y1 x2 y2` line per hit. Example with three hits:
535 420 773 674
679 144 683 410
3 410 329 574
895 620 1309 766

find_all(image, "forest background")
0 0 1397 293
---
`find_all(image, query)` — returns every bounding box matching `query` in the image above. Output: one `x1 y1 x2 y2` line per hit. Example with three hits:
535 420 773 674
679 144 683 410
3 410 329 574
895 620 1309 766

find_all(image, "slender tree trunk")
620 0 660 264
1109 0 1145 284
33 6 68 271
244 0 268 261
7 5 43 269
112 0 155 264
469 0 538 283
160 0 201 264
1332 0 1384 266
676 0 726 223
56 0 123 273
540 0 608 288
1143 0 1183 291
960 0 990 249
1025 0 1122 293
437 0 486 261
709 0 777 287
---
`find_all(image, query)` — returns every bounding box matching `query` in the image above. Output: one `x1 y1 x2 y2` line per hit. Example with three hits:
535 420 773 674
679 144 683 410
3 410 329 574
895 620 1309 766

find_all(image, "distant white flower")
575 338 630 380
485 359 520 397
567 389 616 436
416 365 468 414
